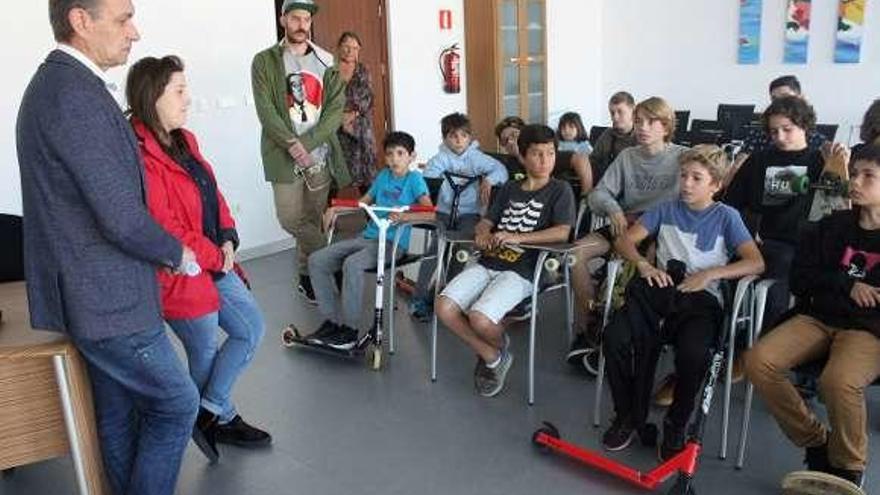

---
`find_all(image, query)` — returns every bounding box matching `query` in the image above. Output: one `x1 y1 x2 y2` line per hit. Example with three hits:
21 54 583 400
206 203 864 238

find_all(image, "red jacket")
133 119 237 319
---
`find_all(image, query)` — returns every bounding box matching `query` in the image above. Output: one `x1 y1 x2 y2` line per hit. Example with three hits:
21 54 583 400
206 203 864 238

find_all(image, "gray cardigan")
16 50 182 340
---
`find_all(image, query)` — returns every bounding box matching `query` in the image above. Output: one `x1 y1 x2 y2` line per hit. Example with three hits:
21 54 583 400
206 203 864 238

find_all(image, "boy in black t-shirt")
744 145 880 488
726 96 844 330
435 125 575 398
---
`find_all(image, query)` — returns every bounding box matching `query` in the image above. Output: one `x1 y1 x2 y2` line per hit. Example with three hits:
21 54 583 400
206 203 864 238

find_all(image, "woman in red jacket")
126 56 269 463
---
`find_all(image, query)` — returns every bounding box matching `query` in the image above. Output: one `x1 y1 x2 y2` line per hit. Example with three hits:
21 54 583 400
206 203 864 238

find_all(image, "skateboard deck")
807 148 851 221
781 470 864 495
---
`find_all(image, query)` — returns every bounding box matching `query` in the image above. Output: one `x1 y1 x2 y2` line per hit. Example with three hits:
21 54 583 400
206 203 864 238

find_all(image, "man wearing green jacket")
251 0 351 302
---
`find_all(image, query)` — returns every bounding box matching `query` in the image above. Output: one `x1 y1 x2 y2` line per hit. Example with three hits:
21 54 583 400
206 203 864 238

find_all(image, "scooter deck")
281 325 364 359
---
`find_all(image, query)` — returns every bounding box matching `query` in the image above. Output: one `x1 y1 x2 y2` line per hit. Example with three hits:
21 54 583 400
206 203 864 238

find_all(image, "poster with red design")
783 0 811 64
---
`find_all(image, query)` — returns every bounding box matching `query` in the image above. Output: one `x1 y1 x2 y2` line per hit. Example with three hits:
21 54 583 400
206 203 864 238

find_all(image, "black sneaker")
304 320 339 345
804 443 831 473
191 407 220 464
214 415 272 448
658 419 686 462
602 416 636 451
324 324 358 351
829 468 864 489
565 332 595 365
297 275 317 305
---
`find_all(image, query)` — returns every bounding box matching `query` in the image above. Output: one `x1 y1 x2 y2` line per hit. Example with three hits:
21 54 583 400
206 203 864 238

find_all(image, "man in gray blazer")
16 1 199 493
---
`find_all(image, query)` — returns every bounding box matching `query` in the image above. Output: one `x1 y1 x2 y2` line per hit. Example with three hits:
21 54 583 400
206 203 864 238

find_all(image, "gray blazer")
16 50 182 340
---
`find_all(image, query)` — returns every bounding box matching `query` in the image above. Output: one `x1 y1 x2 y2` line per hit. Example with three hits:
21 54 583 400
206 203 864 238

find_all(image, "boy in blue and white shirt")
305 131 433 350
409 113 508 321
600 145 765 460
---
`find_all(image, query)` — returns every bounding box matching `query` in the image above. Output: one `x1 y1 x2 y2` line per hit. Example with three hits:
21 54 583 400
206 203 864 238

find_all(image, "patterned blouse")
337 62 377 187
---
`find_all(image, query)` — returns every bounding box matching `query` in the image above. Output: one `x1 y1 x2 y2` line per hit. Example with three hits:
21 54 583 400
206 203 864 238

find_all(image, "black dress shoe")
192 408 220 463
214 415 272 448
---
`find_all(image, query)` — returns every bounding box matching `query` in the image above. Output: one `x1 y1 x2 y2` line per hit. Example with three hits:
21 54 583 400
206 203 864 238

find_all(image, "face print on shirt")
286 70 323 129
841 246 880 280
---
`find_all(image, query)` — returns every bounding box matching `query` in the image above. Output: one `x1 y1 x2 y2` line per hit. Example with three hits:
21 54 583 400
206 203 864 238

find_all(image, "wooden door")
274 0 392 171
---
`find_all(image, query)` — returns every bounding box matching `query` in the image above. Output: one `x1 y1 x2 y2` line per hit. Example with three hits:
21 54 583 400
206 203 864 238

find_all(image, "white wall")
601 0 880 142
546 0 604 130
386 0 468 161
1 1 290 252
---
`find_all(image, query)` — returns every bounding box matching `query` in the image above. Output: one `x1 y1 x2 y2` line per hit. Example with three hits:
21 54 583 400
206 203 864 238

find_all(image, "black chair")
717 105 757 141
674 110 690 141
815 124 839 142
589 126 609 147
0 214 24 283
691 119 722 133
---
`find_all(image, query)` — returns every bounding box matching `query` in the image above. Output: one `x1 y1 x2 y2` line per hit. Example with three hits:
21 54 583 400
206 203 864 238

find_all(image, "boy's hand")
479 178 492 206
221 241 235 273
491 231 519 249
388 211 405 223
678 270 715 293
475 231 493 250
637 260 673 288
850 281 880 308
610 212 628 237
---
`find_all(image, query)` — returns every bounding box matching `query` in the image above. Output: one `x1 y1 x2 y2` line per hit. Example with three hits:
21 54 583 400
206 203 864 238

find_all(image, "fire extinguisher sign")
439 9 453 30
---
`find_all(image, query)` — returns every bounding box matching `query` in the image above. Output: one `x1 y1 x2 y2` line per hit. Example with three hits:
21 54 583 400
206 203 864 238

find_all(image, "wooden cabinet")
465 0 548 150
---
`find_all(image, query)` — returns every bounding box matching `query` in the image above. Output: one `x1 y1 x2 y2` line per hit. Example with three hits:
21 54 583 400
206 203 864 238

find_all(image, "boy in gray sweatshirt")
568 97 688 366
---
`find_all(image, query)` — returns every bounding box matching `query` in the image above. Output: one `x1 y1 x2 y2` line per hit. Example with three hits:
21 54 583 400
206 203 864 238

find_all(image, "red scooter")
532 337 726 494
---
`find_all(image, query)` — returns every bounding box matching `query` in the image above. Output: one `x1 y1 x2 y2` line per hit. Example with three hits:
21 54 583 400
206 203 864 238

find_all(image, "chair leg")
564 265 574 346
592 259 620 427
735 281 772 469
430 239 447 382
388 246 399 355
719 311 736 459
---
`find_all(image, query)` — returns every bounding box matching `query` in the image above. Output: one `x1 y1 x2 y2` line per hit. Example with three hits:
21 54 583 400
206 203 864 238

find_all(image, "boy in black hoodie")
744 145 880 488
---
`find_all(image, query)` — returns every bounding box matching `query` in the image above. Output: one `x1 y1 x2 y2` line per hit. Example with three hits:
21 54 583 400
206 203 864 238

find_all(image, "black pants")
758 239 796 331
603 277 723 429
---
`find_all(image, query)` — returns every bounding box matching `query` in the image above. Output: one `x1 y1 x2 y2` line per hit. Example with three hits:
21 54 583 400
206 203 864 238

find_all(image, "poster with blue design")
835 0 867 63
738 0 763 64
783 0 811 64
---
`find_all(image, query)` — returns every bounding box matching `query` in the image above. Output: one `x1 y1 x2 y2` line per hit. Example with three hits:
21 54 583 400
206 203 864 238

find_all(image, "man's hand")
288 139 313 168
850 281 880 308
341 110 357 135
610 212 628 238
479 178 492 206
172 246 198 275
678 270 715 293
221 241 235 273
637 260 673 288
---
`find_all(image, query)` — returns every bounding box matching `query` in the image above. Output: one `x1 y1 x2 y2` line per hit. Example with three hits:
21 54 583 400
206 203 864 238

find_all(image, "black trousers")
758 239 796 331
603 277 723 429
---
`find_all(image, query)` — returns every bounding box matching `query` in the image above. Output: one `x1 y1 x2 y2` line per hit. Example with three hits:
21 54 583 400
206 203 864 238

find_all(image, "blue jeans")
75 325 200 495
167 273 265 423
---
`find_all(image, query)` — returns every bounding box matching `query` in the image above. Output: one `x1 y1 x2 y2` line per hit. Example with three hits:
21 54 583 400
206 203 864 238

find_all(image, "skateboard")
781 470 864 495
795 146 851 221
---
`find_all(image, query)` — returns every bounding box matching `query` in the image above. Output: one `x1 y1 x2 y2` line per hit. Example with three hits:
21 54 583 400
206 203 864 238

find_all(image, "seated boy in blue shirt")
601 145 764 459
305 131 433 349
435 124 575 398
409 112 508 321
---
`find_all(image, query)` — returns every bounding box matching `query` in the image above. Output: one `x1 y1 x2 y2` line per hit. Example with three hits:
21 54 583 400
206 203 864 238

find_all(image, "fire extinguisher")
439 43 461 94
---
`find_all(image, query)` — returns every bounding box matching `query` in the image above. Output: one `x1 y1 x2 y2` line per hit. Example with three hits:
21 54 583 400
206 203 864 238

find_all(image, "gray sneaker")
475 351 514 397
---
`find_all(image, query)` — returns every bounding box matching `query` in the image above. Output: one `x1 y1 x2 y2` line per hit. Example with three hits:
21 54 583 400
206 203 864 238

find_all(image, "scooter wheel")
667 475 696 495
455 250 470 263
531 421 560 453
544 258 560 272
366 345 383 371
281 326 297 348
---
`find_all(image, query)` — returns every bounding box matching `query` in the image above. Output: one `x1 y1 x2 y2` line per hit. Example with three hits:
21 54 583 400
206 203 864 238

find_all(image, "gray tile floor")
4 250 879 495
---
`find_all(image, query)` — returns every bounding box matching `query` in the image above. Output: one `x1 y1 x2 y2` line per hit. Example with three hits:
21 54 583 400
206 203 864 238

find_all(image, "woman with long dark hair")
126 56 270 463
